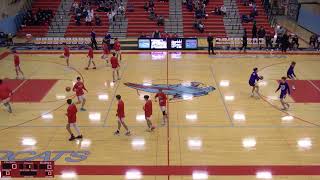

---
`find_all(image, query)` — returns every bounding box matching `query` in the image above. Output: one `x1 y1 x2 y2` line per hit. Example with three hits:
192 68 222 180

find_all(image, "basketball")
260 76 264 80
65 87 71 92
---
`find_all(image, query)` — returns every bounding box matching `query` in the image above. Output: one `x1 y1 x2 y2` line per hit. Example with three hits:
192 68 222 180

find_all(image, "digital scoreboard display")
138 39 151 49
151 39 167 49
1 161 54 178
138 38 198 50
170 38 183 49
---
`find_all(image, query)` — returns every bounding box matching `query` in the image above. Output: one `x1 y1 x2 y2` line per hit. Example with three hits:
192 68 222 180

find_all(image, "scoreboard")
138 38 198 50
1 161 54 178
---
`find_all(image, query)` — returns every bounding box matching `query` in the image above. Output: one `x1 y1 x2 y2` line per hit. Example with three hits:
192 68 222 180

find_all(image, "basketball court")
0 50 320 179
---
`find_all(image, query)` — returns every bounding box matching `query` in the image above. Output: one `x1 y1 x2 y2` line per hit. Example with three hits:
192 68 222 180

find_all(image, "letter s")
65 151 90 162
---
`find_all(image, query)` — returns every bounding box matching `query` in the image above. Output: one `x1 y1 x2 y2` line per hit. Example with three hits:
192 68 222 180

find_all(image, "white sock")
72 124 81 135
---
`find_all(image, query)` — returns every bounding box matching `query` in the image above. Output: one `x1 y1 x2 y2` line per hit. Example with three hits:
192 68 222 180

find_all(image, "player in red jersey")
65 99 83 141
113 38 122 61
12 50 24 79
109 52 120 82
63 43 70 66
72 77 88 111
114 95 131 136
101 43 110 63
143 95 155 131
0 79 13 113
155 89 168 126
85 46 96 70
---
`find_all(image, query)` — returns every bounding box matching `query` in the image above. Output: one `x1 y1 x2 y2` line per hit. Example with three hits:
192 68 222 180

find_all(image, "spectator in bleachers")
157 15 164 26
309 34 317 48
275 26 285 48
257 26 266 49
95 14 101 25
290 34 299 50
281 32 289 52
252 21 257 38
118 2 125 15
152 30 161 38
187 0 193 11
242 14 253 23
240 29 248 52
257 26 266 39
265 32 273 50
144 1 149 11
198 20 205 33
149 8 156 20
149 0 155 8
75 13 81 25
21 8 52 27
220 5 227 16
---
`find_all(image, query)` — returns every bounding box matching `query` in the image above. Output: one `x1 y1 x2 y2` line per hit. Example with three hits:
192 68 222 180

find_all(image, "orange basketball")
65 87 71 92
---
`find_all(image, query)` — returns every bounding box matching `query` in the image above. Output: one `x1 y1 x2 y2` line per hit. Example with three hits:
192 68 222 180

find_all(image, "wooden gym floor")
0 50 320 179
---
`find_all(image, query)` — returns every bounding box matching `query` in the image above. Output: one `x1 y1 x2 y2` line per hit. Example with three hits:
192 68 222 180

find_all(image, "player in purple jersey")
275 76 291 110
287 61 296 90
249 67 263 97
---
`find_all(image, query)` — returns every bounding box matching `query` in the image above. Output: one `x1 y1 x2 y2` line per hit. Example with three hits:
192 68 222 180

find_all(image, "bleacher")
237 0 274 37
14 0 276 41
182 1 227 37
64 0 109 37
16 0 61 37
126 0 169 37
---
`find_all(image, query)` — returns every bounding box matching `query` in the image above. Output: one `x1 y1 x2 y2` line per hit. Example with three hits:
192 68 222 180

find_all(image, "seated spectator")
198 20 204 33
118 3 125 15
220 5 226 15
144 1 149 11
242 14 253 23
257 26 266 39
85 14 92 26
152 30 161 38
309 34 316 48
75 13 81 25
95 15 101 25
195 8 203 19
211 7 219 15
187 0 193 11
140 33 147 38
290 34 299 49
149 8 156 20
157 15 164 26
149 0 155 8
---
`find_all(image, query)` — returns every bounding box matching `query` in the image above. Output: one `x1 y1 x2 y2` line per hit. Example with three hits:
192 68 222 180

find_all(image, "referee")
207 33 216 55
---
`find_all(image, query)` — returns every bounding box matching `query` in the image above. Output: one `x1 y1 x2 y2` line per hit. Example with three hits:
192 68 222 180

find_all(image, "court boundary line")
0 124 318 128
53 165 320 176
210 65 234 126
102 63 128 127
7 50 320 56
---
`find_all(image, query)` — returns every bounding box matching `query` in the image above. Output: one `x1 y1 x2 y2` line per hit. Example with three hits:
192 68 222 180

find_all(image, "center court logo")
0 151 90 162
124 81 215 100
